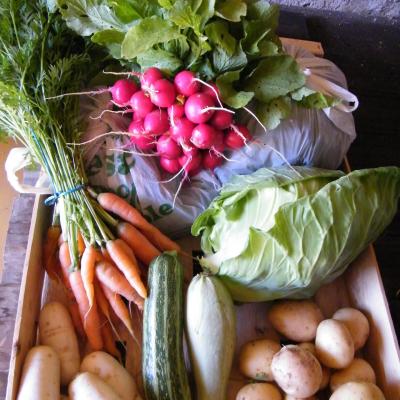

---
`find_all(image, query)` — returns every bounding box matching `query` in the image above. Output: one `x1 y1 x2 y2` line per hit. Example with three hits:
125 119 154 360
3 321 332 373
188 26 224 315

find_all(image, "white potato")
299 342 316 355
330 358 376 391
239 339 281 381
17 345 60 400
39 302 80 386
271 345 322 398
329 382 385 400
236 383 282 400
333 308 370 350
80 351 141 400
268 300 324 342
320 365 331 390
284 395 317 400
315 319 354 369
69 372 122 400
299 341 330 389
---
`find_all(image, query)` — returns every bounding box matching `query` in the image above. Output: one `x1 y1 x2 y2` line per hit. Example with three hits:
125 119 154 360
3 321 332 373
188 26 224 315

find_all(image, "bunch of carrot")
42 191 180 355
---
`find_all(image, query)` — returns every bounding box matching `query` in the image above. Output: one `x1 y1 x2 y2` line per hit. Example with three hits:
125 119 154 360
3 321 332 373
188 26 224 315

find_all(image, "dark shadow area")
279 7 400 338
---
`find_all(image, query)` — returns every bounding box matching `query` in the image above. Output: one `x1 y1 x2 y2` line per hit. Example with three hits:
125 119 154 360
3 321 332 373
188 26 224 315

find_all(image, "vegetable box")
6 193 400 399
5 37 400 399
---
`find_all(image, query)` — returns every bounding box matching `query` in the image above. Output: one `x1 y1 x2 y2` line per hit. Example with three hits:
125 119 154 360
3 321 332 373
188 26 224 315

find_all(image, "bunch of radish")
103 67 252 177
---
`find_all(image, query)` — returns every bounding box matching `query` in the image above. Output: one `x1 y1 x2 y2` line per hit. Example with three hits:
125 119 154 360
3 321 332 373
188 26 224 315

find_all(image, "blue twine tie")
44 184 85 206
29 130 85 206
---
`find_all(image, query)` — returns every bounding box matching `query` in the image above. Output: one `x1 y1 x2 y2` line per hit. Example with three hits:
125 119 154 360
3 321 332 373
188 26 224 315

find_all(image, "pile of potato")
17 302 142 400
237 300 386 400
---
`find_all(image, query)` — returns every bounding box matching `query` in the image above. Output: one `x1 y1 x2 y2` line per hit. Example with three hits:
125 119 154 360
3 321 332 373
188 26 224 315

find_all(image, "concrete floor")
278 4 400 337
276 0 400 22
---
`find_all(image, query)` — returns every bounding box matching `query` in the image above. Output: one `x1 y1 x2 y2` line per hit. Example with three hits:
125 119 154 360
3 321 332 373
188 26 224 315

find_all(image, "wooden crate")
6 192 400 399
5 40 400 399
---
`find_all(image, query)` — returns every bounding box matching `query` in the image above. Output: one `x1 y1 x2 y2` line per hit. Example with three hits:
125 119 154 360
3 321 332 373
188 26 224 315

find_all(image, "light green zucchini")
185 273 236 400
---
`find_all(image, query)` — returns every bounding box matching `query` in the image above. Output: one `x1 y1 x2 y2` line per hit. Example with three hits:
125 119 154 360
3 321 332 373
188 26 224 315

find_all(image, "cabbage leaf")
192 167 400 301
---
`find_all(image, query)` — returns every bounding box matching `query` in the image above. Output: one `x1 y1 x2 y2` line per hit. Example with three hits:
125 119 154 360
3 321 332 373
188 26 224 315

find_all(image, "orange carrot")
69 270 103 351
59 241 72 287
106 239 147 299
68 300 85 338
117 222 161 265
48 256 63 283
94 279 110 319
101 247 113 264
58 233 66 247
97 192 180 252
96 260 144 305
58 243 90 338
77 231 85 256
43 225 61 280
101 320 120 360
94 278 119 337
117 238 136 262
81 245 100 308
100 283 136 337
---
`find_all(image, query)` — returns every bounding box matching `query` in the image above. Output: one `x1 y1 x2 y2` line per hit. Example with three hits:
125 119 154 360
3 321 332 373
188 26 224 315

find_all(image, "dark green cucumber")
142 252 192 400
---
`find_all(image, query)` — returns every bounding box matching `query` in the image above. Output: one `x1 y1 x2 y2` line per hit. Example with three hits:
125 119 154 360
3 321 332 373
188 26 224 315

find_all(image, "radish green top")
56 0 338 130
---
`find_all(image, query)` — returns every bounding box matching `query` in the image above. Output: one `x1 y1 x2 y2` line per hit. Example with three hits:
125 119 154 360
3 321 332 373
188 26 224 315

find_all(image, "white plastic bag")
214 44 357 183
83 45 358 238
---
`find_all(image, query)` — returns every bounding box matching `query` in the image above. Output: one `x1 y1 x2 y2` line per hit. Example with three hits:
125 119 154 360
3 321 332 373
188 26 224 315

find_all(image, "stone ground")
278 5 400 336
276 0 400 22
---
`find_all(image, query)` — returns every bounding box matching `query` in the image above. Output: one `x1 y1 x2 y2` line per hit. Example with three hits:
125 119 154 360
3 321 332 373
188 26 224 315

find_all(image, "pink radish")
133 112 143 121
188 166 202 177
185 93 215 124
134 134 157 151
210 109 233 130
140 67 163 90
144 109 170 135
128 119 146 142
174 70 200 97
160 157 181 174
150 79 176 108
156 135 182 159
225 124 252 149
129 120 156 151
110 79 138 106
212 130 225 153
191 124 217 149
201 82 220 101
179 153 203 176
203 151 223 170
46 79 138 105
168 103 185 122
182 143 199 157
130 91 154 119
170 117 195 145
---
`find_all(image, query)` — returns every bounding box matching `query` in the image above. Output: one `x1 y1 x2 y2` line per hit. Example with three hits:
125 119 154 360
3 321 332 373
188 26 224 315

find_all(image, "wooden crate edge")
5 194 48 400
280 37 324 56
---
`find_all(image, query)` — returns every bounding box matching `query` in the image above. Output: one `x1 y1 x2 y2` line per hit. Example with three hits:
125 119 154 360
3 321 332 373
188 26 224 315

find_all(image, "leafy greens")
192 166 400 302
55 0 333 129
0 0 114 266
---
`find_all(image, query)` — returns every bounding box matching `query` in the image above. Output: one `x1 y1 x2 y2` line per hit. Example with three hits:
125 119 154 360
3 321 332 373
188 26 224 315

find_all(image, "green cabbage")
192 166 400 302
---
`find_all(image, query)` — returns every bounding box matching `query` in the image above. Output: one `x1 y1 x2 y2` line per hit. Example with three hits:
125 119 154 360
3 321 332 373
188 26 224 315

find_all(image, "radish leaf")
245 55 306 102
215 0 247 22
255 96 292 129
137 49 182 73
216 70 254 108
121 17 183 59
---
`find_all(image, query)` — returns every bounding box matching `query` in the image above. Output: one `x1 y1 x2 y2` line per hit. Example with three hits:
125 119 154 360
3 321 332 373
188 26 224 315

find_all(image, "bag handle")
5 147 52 194
296 55 359 113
